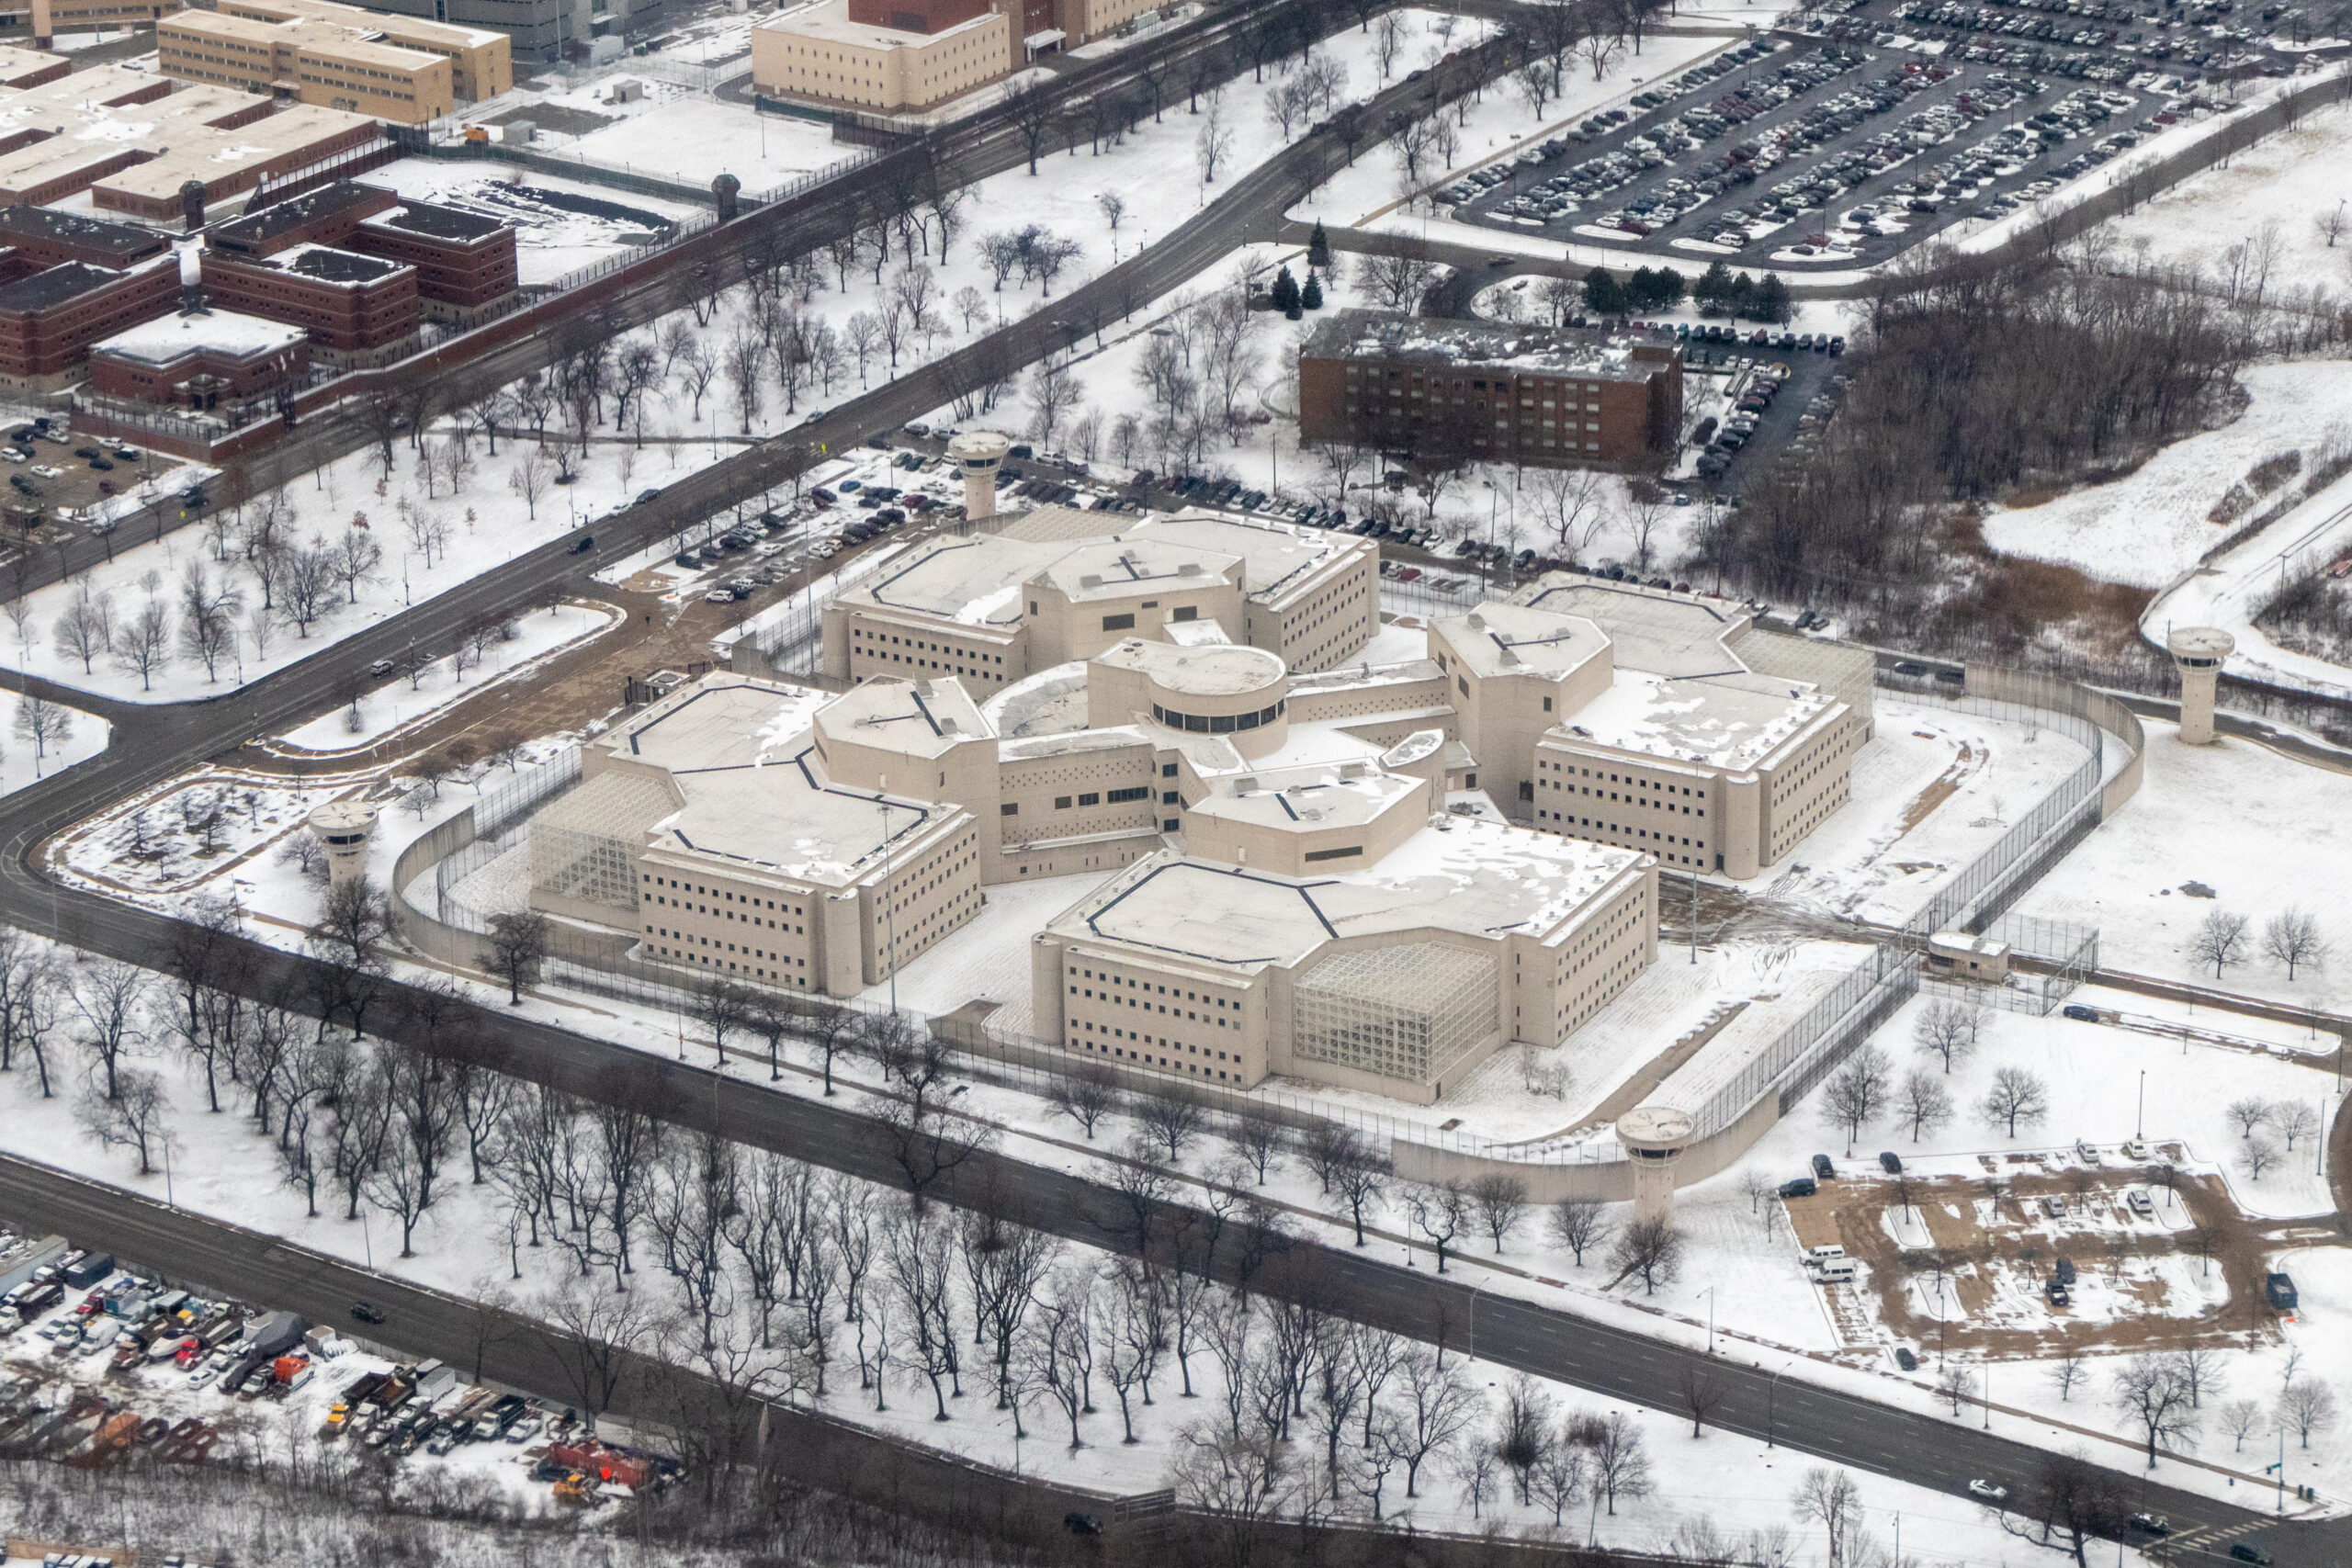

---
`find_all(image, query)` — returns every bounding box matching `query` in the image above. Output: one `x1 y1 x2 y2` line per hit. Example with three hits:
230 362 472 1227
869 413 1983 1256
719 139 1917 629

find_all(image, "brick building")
199 243 417 352
88 305 310 406
1297 310 1684 469
0 256 177 380
0 206 170 272
209 180 516 309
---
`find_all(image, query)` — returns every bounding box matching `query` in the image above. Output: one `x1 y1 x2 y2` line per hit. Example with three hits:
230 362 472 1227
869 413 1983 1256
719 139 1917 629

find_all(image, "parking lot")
0 418 197 580
1439 25 2224 269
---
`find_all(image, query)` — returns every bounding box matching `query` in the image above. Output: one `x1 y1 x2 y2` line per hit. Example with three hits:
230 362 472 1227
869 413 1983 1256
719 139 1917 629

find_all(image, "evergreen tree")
1752 272 1792 325
1272 265 1300 313
1694 259 1735 316
1582 266 1623 316
1726 270 1758 321
1307 220 1331 272
1300 270 1325 310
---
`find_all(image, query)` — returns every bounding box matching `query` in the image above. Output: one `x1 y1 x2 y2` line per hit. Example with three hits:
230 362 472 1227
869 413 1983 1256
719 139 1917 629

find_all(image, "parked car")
2061 1003 2099 1022
1967 1480 2007 1503
2228 1541 2273 1565
1811 1154 1835 1180
1894 1348 1917 1371
1778 1177 1816 1199
1878 1151 1902 1174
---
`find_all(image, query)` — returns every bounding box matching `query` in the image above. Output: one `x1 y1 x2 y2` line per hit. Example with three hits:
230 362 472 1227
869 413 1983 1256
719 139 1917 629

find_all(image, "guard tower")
948 430 1012 524
2165 626 2233 746
308 798 379 889
1616 1103 1695 1224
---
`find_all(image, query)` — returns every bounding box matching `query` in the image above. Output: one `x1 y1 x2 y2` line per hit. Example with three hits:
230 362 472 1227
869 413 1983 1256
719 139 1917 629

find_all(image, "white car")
28 465 59 479
504 1416 543 1444
1968 1479 2007 1503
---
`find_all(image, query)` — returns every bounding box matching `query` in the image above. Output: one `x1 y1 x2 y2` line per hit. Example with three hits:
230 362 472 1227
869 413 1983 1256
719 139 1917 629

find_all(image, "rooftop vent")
939 717 958 734
1499 647 1521 666
1340 762 1366 781
1235 775 1259 794
1466 612 1485 631
1177 562 1200 576
1080 574 1102 588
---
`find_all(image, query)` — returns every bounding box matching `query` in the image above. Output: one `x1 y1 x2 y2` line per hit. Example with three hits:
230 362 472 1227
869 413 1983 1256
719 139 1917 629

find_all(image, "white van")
1815 1258 1858 1284
1804 1245 1847 1264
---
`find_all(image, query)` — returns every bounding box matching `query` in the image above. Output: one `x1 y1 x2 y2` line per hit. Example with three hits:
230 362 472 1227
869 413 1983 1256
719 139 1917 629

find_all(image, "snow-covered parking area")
359 160 701 285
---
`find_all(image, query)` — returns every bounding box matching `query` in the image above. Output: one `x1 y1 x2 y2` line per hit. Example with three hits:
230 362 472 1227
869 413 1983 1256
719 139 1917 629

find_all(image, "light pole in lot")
1766 1360 1787 1448
2136 1069 2145 1140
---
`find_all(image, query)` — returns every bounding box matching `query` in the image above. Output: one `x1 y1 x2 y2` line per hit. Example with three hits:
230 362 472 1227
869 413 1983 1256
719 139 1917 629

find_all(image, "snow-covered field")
2095 95 2352 290
0 692 106 797
1978 360 2352 590
2018 715 2352 1014
2141 464 2352 702
0 430 723 706
360 160 701 285
275 600 620 754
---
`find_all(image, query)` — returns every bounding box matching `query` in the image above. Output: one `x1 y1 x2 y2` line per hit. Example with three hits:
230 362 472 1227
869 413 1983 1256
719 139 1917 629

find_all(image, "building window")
1078 792 1101 807
1055 795 1072 809
1107 786 1148 804
1302 845 1363 863
1102 614 1135 631
1171 605 1197 622
1000 802 1017 816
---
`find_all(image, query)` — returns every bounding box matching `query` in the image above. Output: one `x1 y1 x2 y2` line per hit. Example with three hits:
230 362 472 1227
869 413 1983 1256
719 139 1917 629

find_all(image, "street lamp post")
1766 1362 1786 1448
1701 1285 1715 1357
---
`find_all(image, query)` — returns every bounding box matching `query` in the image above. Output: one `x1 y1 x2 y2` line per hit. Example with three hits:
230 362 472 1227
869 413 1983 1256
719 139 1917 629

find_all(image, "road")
0 29 2337 1568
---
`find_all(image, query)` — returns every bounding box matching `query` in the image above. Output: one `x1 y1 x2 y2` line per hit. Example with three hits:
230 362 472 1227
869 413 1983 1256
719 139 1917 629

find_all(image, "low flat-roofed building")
0 204 169 269
0 41 66 88
527 673 983 996
199 240 417 351
158 6 458 122
822 504 1378 686
1298 308 1684 468
1033 816 1657 1101
0 254 176 378
752 0 1011 111
93 101 383 222
87 303 309 406
27 0 175 43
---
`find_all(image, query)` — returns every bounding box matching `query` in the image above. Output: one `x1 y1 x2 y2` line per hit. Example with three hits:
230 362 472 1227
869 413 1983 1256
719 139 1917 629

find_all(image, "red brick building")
209 179 516 310
198 243 417 353
88 306 309 407
0 205 171 271
1297 309 1684 469
0 256 178 379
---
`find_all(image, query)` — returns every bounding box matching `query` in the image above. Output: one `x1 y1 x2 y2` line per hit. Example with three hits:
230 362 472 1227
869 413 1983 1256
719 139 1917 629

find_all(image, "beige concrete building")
159 0 511 121
752 0 1009 112
26 0 174 45
821 504 1381 690
1433 581 1874 880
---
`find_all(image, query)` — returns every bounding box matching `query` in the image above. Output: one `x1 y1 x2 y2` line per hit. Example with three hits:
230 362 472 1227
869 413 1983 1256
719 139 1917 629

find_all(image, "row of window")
1001 784 1152 817
1148 699 1283 734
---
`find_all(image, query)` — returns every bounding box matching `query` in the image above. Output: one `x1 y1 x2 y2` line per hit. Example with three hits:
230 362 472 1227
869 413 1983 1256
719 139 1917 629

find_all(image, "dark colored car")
1894 1348 1917 1371
1879 1151 1903 1174
1779 1177 1817 1199
350 1302 387 1325
1812 1154 1836 1180
2229 1541 2273 1565
2061 1004 2099 1022
636 489 662 506
570 535 594 554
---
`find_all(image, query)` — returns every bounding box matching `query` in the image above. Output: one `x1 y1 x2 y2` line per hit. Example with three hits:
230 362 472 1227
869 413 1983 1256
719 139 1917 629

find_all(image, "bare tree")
1331 1139 1391 1246
1979 1066 2050 1137
71 960 149 1100
1898 1067 1955 1141
1999 1450 2129 1568
77 1068 173 1174
2226 1097 2276 1139
1679 1359 1726 1437
1547 1197 1613 1266
1225 1114 1286 1184
1356 252 1436 310
2191 908 2251 978
2261 908 2327 980
1791 1466 1864 1567
2111 1354 2199 1468
51 587 112 674
1403 1180 1472 1271
1195 94 1235 185
507 452 549 520
113 598 171 691
2222 1397 2265 1451
2048 1348 2089 1403
1605 1214 1683 1293
1913 998 1984 1073
1469 1173 1529 1253
13 694 73 775
1585 1407 1654 1514
1134 1093 1205 1163
480 910 552 1004
2271 1100 2319 1150
1820 1043 1893 1154
1047 1062 1123 1139
2239 1134 2280 1181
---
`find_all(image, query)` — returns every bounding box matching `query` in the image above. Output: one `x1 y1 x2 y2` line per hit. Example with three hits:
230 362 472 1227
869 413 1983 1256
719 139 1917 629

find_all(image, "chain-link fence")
394 655 2131 1169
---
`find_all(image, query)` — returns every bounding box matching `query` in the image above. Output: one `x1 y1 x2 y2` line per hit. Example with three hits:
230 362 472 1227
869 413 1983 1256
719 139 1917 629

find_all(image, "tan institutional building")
524 502 1875 1104
157 0 511 123
752 0 1158 110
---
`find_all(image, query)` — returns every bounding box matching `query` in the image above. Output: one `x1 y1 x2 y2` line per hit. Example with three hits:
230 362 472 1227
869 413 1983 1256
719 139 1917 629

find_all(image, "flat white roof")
1559 666 1838 773
1093 637 1283 697
1054 818 1646 970
94 307 305 363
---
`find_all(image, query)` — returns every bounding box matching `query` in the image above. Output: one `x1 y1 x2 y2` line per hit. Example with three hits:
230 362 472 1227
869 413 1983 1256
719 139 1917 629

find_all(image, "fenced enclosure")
390 654 2133 1175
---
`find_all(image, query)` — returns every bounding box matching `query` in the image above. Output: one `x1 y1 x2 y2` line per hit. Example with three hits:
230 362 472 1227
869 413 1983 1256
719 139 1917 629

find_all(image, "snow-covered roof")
94 307 306 365
1092 637 1283 697
1054 819 1648 970
1559 665 1838 773
1300 307 1678 382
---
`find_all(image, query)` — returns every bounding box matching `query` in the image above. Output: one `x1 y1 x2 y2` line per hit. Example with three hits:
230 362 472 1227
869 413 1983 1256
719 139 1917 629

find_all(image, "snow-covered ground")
488 76 859 196
273 600 621 754
2140 464 2352 702
2018 715 2352 1015
0 976 2158 1566
2093 94 2352 288
1978 361 2352 590
0 692 106 796
359 160 703 285
0 428 723 706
